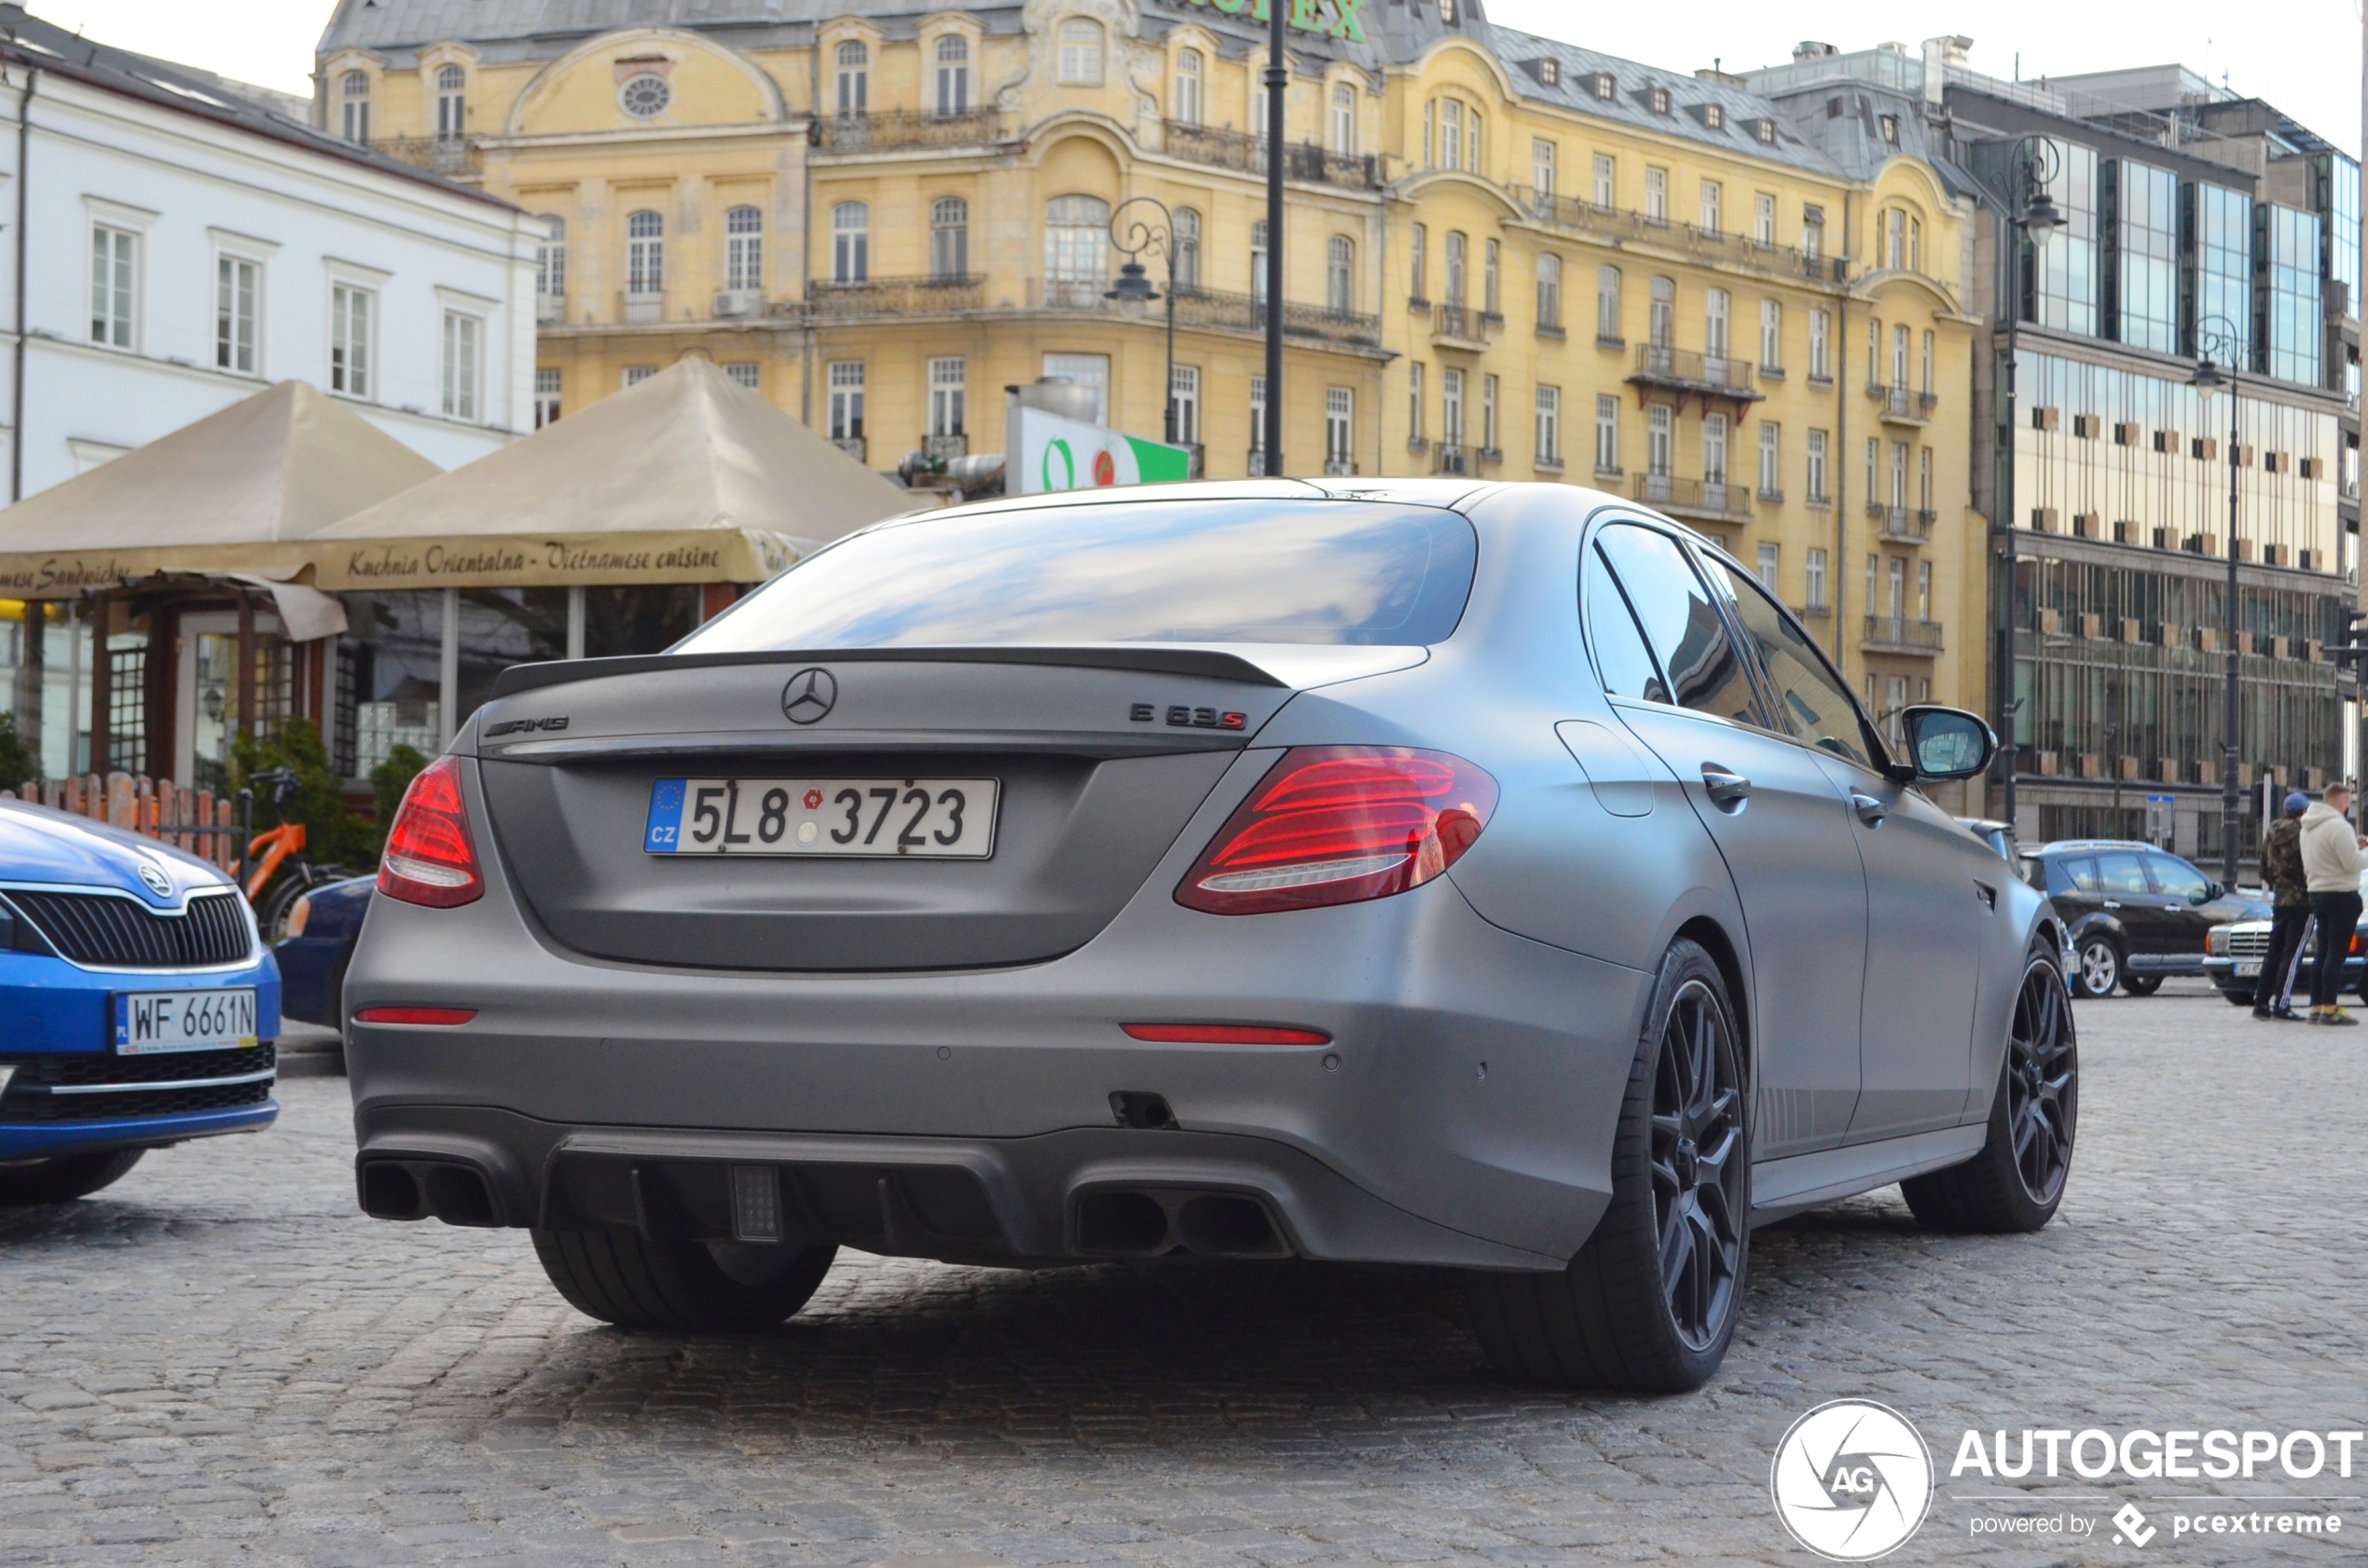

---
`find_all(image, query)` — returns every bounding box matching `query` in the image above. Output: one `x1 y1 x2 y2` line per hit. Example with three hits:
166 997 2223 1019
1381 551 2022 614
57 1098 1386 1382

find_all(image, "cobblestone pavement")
4 983 2364 1566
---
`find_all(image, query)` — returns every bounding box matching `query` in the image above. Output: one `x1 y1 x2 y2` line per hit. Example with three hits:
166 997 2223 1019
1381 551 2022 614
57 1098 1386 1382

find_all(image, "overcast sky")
21 0 2367 155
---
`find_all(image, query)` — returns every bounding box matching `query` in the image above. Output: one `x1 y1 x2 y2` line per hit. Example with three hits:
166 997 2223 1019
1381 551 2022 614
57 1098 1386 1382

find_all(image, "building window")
1646 403 1672 476
1596 264 1619 339
1174 364 1201 445
1648 274 1673 349
1483 239 1501 315
214 254 258 374
1408 361 1425 442
1887 556 1906 619
1807 428 1828 502
1889 440 1907 508
1705 103 1725 131
1175 48 1203 124
1754 191 1775 245
1921 329 1934 392
724 205 763 292
1591 153 1614 209
723 362 759 390
1758 420 1780 495
1755 117 1777 145
1918 559 1933 620
1650 87 1671 116
1702 412 1728 485
533 366 561 429
1865 437 1879 505
329 282 371 397
1593 72 1616 101
1330 83 1356 156
1536 253 1562 332
1866 315 1881 384
828 361 865 440
1045 194 1108 308
1760 298 1782 369
929 356 966 436
340 70 370 144
89 224 135 349
1892 323 1909 392
434 63 465 142
1043 351 1109 424
1328 235 1355 314
1532 138 1556 207
1879 114 1899 145
1700 179 1722 234
1174 207 1201 291
2026 137 2099 336
1756 543 1778 590
1809 308 1830 379
835 40 868 116
1327 386 1354 469
623 365 658 388
1704 287 1729 359
1593 393 1618 473
1919 445 1933 512
619 74 671 119
1439 98 1464 171
1806 547 1827 610
1441 367 1465 447
930 197 969 280
2192 181 2253 366
2264 203 2324 386
535 215 566 303
1538 59 1560 89
934 34 971 116
1444 231 1466 305
440 310 480 421
626 209 664 296
1410 223 1427 300
832 200 869 284
1058 20 1104 86
1251 374 1268 461
1802 204 1824 259
1535 384 1560 467
1481 373 1499 453
1645 166 1667 223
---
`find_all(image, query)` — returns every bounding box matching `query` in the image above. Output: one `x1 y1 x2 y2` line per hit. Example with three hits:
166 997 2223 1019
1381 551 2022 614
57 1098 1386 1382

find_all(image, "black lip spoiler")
489 645 1291 699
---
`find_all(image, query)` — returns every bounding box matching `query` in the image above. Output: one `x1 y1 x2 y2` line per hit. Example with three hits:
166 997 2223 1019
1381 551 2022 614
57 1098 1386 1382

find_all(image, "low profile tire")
1902 942 2078 1234
1464 938 1749 1392
530 1228 836 1333
2072 935 2122 998
2120 973 2164 997
0 1148 144 1204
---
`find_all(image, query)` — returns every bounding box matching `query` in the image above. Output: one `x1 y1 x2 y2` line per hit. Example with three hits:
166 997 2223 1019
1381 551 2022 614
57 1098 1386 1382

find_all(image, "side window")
2146 853 2210 901
1582 547 1670 703
1591 523 1760 724
1705 558 1875 768
2062 856 2100 894
2095 851 2151 896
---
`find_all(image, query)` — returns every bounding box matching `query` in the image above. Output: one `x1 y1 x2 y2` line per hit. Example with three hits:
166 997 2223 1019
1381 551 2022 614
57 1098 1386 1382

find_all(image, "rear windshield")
679 499 1479 651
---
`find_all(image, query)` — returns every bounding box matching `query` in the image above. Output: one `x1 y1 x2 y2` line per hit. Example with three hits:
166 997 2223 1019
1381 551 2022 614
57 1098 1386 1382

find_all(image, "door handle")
1700 763 1751 808
2102 900 2122 910
1850 791 1888 825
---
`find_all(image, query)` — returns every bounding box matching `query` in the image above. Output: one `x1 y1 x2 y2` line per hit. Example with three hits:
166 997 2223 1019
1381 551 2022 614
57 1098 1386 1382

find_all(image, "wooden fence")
2 774 243 873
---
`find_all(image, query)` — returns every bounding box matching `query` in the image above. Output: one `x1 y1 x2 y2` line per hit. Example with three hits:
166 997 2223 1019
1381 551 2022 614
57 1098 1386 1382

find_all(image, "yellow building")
315 0 1984 732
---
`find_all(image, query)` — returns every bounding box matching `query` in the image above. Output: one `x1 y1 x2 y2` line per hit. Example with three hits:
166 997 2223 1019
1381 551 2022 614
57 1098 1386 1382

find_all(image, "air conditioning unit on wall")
712 289 764 318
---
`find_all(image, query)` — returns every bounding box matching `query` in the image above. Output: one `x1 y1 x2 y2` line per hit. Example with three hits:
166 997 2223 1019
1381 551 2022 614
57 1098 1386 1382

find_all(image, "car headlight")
2206 928 2228 956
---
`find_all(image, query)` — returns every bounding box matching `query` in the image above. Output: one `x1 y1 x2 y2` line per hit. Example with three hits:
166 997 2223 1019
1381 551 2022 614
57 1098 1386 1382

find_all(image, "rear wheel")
1464 938 1748 1391
2120 973 2164 997
0 1148 144 1204
2072 934 2122 998
1902 942 2077 1233
530 1228 836 1332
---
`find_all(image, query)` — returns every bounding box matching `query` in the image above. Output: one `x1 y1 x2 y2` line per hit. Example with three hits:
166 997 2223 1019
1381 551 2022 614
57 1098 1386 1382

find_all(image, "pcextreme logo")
1770 1400 1935 1561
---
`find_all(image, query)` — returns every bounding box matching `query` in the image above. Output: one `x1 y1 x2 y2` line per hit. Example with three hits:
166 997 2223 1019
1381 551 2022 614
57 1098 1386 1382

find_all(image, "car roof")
2033 839 2171 856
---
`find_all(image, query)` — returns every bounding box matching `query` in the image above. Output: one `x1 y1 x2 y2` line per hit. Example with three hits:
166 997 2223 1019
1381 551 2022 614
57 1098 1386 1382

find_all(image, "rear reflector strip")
1122 1023 1331 1046
354 1007 478 1026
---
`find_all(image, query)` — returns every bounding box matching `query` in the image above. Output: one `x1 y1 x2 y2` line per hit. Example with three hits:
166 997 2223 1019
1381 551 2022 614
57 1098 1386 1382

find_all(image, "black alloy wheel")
1649 978 1748 1351
2003 957 2079 1206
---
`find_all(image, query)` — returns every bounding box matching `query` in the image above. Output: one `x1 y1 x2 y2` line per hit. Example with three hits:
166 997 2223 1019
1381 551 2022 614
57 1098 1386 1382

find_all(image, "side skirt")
1747 1124 1988 1227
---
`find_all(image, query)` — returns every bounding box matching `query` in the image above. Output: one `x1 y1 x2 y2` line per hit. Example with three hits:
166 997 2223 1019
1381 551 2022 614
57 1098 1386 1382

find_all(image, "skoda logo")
136 862 173 899
780 667 838 725
1769 1400 1933 1561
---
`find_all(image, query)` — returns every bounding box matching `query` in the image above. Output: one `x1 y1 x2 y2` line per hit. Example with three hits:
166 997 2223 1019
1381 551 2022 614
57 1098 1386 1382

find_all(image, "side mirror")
1898 705 1996 781
2201 882 2224 902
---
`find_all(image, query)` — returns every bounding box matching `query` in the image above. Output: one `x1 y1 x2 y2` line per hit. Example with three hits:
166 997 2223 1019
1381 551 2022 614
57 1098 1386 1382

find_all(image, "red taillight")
1176 746 1498 915
1122 1023 1332 1045
377 755 483 908
353 1007 477 1026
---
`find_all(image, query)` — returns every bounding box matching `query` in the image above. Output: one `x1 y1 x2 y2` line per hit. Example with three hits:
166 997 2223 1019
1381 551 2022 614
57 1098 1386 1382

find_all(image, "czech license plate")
2234 961 2263 979
644 777 998 858
115 988 260 1054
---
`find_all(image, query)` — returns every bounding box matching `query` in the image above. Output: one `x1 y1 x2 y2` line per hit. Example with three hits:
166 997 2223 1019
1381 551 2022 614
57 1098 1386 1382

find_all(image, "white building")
0 16 540 494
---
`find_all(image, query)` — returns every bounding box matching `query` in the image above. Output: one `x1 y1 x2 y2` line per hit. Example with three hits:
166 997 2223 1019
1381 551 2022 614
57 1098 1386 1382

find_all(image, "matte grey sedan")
347 479 2077 1392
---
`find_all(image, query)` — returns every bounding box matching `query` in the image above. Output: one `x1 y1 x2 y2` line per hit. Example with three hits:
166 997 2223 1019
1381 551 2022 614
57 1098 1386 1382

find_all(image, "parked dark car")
2029 839 2269 997
272 874 373 1027
2202 874 2368 1005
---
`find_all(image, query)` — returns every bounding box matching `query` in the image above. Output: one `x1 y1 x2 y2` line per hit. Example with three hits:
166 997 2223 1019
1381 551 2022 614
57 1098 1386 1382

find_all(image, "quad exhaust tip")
1073 1188 1292 1259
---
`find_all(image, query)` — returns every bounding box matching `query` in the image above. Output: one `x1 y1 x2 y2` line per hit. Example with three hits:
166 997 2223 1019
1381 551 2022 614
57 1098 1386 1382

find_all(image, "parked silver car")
346 479 2076 1392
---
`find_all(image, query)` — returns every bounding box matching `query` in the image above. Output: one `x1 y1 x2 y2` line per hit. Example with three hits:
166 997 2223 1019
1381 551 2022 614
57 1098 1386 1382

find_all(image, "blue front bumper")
2 949 282 1160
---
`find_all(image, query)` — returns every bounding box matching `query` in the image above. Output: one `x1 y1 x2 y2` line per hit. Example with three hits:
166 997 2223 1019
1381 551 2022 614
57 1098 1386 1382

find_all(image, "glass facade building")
2183 181 2255 367
2102 159 2179 355
2258 204 2323 387
2025 139 2099 335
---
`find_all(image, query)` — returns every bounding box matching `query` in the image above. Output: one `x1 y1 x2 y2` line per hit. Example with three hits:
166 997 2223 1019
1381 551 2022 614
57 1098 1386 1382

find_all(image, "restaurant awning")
0 379 443 598
307 357 916 591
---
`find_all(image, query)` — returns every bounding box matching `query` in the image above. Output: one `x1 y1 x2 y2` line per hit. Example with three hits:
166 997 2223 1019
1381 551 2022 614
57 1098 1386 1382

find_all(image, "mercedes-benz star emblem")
136 862 173 898
780 667 838 725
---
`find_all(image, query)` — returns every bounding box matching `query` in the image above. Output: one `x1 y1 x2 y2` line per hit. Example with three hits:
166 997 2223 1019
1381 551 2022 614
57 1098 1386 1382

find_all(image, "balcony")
1161 120 1381 191
1627 345 1761 408
620 292 664 325
922 433 969 462
1324 456 1359 477
815 109 1007 154
806 274 986 320
1433 443 1473 476
1631 473 1753 525
831 435 868 464
1431 303 1495 350
1868 384 1935 427
1034 282 1380 348
374 135 480 178
1517 191 1845 283
1865 503 1932 544
1862 615 1944 654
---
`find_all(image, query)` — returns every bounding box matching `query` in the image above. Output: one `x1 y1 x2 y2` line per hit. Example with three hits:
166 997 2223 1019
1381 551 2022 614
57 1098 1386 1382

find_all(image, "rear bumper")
347 791 1655 1271
0 1100 277 1158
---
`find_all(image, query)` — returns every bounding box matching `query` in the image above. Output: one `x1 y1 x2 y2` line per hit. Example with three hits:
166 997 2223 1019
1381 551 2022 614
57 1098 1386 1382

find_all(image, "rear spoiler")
490 644 1290 700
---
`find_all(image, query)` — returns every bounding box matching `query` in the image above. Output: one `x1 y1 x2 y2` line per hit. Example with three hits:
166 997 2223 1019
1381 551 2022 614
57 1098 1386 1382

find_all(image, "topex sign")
1171 0 1369 42
1014 408 1194 495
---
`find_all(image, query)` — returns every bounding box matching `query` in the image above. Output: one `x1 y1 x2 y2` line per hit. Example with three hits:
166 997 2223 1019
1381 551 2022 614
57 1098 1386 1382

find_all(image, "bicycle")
242 766 352 943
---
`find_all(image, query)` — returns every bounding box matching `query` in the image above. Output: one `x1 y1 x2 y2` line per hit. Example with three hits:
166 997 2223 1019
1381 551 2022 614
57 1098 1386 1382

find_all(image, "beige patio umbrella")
308 357 914 590
0 379 441 600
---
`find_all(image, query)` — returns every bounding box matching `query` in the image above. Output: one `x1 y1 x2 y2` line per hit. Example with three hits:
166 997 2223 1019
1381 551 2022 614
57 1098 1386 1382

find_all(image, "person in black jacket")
2253 791 2312 1019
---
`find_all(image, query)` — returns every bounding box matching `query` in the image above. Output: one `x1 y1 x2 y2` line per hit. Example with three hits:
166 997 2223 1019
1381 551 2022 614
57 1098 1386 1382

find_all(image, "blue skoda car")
1 798 279 1204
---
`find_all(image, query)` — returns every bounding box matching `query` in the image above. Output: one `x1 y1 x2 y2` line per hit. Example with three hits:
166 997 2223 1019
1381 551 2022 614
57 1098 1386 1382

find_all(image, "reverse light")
377 754 484 908
1176 746 1498 915
1122 1023 1332 1045
353 1007 478 1026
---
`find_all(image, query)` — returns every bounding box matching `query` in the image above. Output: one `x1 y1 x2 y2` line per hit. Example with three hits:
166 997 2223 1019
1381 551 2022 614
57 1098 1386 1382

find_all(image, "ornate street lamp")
2193 316 2244 884
1105 197 1178 446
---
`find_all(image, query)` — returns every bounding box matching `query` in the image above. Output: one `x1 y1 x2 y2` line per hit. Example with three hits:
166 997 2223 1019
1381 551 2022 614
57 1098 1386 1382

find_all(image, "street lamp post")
1260 0 1286 476
1106 196 1179 447
1997 138 2064 836
2192 317 2243 886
